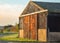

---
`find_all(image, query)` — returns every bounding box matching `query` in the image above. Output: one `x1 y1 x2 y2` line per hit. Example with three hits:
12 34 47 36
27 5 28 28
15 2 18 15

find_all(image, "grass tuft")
0 33 37 41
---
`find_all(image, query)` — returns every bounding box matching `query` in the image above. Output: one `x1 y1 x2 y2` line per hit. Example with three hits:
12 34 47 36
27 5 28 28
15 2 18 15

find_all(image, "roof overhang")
19 9 48 17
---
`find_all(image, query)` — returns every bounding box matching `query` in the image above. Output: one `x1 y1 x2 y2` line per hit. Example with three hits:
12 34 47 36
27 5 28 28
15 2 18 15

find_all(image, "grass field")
0 33 37 41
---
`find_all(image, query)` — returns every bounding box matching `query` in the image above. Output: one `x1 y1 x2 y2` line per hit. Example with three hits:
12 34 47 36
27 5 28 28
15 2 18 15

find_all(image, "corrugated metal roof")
33 1 60 13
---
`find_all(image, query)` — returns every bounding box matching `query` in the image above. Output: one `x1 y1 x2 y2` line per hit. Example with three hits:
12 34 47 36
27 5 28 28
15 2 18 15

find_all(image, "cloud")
0 4 24 26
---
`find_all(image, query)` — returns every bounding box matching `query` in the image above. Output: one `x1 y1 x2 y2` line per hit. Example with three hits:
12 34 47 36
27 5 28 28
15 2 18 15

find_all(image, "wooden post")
38 11 48 42
18 17 24 38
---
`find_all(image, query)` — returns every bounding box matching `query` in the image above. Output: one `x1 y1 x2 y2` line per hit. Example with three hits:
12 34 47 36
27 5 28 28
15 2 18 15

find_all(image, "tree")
15 23 19 32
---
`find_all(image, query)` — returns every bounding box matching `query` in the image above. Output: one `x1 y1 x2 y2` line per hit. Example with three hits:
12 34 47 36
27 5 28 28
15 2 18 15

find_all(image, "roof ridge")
32 1 60 3
32 1 60 13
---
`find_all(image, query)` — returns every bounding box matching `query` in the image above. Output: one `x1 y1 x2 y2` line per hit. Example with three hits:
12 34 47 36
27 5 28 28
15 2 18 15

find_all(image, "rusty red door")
23 14 37 40
23 16 29 38
29 14 37 40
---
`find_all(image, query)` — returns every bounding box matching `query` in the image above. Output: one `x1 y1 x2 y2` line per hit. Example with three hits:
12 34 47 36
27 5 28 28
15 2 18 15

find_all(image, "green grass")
0 33 37 41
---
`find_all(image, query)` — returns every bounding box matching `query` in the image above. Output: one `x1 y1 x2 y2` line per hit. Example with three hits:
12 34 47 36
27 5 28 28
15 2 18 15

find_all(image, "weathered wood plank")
38 29 47 42
20 10 48 17
21 1 44 15
29 14 37 40
23 16 29 38
37 12 47 29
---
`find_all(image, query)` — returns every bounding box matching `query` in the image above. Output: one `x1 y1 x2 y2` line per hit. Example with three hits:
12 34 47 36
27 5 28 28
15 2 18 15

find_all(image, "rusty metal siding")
29 14 37 40
23 16 29 38
23 14 37 40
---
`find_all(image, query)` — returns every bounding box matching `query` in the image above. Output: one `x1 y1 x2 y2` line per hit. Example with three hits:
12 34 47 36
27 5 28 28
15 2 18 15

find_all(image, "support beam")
19 9 48 17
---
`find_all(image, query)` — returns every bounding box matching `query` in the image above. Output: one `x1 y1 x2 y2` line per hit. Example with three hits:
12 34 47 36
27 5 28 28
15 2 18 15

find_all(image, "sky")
0 0 60 26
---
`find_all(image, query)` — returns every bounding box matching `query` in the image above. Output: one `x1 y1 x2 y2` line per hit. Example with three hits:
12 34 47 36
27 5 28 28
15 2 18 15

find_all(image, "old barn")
19 1 60 42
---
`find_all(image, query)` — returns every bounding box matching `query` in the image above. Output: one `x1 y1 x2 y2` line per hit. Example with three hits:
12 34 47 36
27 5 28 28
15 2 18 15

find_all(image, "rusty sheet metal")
23 16 29 38
29 14 37 40
23 14 37 40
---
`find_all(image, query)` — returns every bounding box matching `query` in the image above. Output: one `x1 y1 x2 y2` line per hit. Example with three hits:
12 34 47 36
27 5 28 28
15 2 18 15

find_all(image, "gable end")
21 1 45 15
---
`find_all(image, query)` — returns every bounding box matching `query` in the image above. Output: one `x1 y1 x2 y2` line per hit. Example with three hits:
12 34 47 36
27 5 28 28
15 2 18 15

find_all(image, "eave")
19 9 48 17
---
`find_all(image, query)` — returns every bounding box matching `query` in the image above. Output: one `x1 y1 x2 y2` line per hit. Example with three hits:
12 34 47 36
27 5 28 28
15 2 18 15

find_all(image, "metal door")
29 14 37 40
23 16 29 38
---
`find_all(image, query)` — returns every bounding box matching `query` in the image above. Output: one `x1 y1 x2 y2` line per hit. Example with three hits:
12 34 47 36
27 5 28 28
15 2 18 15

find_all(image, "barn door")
23 14 37 40
29 14 37 40
23 16 29 38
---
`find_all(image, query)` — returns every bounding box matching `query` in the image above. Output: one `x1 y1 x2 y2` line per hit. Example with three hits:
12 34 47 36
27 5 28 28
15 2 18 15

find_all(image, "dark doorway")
48 13 60 32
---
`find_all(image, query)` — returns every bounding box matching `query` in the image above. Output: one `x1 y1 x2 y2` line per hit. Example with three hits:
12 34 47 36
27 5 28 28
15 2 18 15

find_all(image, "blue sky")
0 0 60 26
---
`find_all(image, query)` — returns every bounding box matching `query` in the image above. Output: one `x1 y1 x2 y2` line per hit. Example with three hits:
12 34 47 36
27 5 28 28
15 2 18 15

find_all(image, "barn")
19 1 60 42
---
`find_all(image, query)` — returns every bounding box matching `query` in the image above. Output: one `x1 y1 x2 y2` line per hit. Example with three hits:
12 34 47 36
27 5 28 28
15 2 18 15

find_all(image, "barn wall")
19 17 24 38
48 12 60 32
22 1 44 15
37 12 47 29
38 29 47 42
19 17 23 29
37 12 48 42
23 14 38 40
29 14 37 40
19 11 48 41
23 16 29 39
18 29 24 38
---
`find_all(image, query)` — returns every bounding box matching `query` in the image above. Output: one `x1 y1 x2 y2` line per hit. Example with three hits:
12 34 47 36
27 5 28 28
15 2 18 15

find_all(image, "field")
0 32 60 43
0 33 37 41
